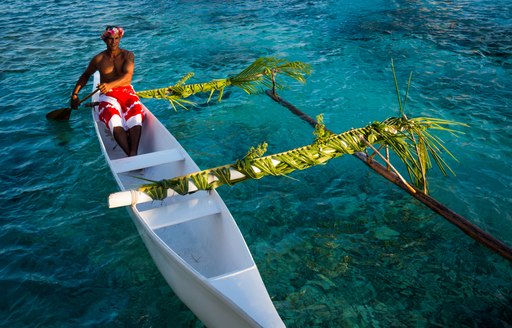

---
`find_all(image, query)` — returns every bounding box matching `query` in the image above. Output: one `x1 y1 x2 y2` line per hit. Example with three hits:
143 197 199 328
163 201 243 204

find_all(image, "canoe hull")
91 73 284 327
129 211 273 327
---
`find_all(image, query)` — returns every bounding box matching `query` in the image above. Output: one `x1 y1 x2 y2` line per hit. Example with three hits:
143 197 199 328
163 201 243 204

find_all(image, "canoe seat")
139 192 221 230
110 148 185 174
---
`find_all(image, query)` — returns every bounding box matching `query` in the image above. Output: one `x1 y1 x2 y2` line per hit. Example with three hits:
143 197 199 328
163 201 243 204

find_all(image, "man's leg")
99 97 130 156
113 126 131 156
128 125 142 157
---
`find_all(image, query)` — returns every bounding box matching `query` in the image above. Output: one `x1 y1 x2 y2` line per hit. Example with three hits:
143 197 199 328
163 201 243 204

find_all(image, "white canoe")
91 73 285 327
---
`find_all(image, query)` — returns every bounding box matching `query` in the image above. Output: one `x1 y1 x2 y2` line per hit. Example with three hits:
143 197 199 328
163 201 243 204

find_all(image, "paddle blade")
46 108 71 121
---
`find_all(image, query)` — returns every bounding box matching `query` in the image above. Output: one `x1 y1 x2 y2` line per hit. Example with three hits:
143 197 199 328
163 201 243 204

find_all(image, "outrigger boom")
109 166 272 208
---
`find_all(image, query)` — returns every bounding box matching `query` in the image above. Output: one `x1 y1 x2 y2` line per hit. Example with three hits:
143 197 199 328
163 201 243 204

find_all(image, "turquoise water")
1 0 511 326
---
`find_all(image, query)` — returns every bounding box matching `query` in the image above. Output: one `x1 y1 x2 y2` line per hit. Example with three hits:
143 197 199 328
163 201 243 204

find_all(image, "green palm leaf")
136 57 312 108
135 115 463 200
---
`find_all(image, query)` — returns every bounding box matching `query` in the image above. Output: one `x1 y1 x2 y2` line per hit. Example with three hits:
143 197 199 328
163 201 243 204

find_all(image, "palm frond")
389 61 469 191
136 57 312 108
135 115 463 200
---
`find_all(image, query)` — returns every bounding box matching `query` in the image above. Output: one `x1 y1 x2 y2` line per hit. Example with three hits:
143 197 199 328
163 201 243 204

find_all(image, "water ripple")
1 0 511 327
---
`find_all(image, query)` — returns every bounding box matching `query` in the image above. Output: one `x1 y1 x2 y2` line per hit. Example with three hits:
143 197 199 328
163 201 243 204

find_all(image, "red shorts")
98 86 145 132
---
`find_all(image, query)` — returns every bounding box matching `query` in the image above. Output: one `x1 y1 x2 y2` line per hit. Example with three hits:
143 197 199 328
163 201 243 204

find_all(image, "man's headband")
101 26 124 40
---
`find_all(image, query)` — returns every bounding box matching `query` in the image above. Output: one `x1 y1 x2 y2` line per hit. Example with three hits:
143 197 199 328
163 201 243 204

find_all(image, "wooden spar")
265 90 512 262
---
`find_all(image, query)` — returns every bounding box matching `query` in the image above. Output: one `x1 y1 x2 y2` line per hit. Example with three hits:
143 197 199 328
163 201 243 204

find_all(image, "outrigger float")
89 58 512 327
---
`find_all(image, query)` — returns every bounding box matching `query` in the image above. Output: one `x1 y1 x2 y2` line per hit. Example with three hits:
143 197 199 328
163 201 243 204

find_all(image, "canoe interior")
94 109 256 278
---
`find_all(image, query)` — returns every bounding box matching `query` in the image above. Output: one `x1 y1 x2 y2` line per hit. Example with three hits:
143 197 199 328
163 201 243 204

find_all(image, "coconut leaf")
190 172 211 191
212 167 239 186
131 60 465 199
136 57 312 108
135 115 464 200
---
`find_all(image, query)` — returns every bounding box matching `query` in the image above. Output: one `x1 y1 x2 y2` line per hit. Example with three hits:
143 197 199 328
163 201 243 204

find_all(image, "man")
70 26 145 157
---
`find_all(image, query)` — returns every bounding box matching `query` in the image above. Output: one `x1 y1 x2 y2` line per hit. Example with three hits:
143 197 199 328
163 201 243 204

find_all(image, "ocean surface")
1 0 511 327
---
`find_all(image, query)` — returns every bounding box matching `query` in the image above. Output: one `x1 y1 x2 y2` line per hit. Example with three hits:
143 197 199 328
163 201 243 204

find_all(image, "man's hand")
70 94 80 109
97 83 112 94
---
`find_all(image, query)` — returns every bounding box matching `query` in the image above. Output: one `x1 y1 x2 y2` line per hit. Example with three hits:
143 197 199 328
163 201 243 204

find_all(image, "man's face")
104 34 121 50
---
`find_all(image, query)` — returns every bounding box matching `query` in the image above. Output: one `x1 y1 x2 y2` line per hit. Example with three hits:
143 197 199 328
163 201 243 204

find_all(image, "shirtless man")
70 26 145 157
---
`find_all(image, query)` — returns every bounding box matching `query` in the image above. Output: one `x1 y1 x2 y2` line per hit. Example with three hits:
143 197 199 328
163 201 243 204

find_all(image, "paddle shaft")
46 88 100 121
76 88 100 106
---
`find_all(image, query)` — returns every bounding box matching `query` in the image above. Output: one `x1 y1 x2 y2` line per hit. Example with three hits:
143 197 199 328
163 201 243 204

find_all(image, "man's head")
100 26 124 40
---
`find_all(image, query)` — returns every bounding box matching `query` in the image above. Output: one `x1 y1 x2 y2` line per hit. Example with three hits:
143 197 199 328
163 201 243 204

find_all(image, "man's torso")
95 49 132 84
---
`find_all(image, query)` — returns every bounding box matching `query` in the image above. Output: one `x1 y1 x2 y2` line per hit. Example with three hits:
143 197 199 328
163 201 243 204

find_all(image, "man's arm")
70 58 98 109
72 59 98 95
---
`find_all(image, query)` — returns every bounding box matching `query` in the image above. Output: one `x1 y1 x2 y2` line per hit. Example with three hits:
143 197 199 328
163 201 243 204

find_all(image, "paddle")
46 88 100 121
